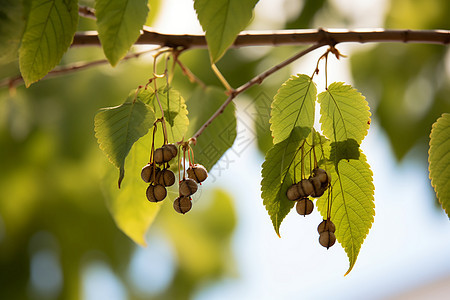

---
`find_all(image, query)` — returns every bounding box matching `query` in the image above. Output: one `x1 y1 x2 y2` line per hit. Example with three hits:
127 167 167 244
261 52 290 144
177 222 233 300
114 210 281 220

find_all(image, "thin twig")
72 29 450 48
0 48 160 89
190 42 325 141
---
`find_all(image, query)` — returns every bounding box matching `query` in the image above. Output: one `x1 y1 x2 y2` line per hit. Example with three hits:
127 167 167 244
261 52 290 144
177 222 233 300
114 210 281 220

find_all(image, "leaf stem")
211 64 233 93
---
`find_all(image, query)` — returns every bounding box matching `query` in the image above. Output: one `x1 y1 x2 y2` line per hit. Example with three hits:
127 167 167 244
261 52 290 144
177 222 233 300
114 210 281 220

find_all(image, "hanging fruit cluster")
140 121 208 214
174 145 208 214
286 140 335 249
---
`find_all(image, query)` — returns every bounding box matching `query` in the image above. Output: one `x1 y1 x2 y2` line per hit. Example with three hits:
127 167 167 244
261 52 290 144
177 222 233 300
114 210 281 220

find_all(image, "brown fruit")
154 144 178 164
313 168 331 187
298 179 314 197
286 184 300 201
146 184 167 202
173 196 192 214
187 164 208 183
317 219 336 234
296 198 314 216
164 144 178 158
309 177 325 198
319 231 336 249
156 169 176 187
179 178 198 196
141 163 160 183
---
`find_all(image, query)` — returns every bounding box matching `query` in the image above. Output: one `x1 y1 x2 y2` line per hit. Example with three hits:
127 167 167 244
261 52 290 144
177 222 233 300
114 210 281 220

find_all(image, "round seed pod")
286 184 301 201
154 144 178 164
141 163 160 183
319 231 336 249
309 177 325 198
146 184 167 202
156 169 176 187
313 168 331 187
164 144 178 159
173 196 192 214
296 198 314 216
317 219 336 234
179 178 198 196
187 164 208 183
298 179 314 197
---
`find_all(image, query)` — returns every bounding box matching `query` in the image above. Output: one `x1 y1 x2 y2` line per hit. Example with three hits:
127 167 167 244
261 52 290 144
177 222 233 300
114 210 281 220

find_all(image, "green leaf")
99 86 188 245
318 82 371 144
137 86 189 143
94 95 155 187
316 150 375 275
0 0 25 64
270 74 317 144
186 86 236 171
261 127 311 236
101 138 161 246
19 0 78 86
429 113 450 217
194 0 259 62
96 0 149 66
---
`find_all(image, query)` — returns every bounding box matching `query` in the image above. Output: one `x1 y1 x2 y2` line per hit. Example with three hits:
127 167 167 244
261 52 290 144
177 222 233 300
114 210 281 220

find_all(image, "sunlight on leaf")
429 113 450 217
98 86 189 245
101 139 161 246
19 0 78 86
194 0 259 62
270 74 317 144
261 127 311 236
318 82 371 144
316 149 375 275
96 0 149 66
94 95 155 187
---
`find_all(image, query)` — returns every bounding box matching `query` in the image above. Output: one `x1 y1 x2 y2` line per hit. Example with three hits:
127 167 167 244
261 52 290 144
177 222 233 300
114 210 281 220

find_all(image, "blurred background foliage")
0 0 448 299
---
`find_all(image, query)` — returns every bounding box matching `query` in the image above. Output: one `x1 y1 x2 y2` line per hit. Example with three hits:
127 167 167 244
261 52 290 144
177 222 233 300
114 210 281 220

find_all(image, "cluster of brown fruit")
287 167 335 249
141 143 208 215
174 164 208 214
141 144 178 202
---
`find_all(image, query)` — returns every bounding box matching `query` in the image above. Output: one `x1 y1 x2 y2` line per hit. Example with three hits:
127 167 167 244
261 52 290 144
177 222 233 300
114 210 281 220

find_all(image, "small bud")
187 164 208 183
173 196 192 214
146 184 167 202
179 178 198 196
296 198 314 216
319 231 336 249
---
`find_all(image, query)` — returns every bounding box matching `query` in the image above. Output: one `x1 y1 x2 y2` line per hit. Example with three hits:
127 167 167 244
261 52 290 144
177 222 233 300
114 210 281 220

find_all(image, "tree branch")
72 28 450 48
190 43 325 142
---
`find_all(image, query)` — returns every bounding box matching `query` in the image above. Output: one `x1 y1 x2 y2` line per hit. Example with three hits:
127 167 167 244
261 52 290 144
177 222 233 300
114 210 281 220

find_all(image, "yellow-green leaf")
270 74 317 144
316 150 375 275
96 0 149 66
194 0 259 62
318 82 371 144
101 139 161 246
261 127 311 236
99 87 189 245
19 0 78 86
429 113 450 217
137 87 189 143
94 95 155 187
